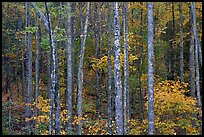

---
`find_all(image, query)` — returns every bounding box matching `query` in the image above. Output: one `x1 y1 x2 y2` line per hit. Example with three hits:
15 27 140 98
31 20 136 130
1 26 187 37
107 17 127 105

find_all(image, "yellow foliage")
84 119 109 135
90 53 138 75
129 80 200 135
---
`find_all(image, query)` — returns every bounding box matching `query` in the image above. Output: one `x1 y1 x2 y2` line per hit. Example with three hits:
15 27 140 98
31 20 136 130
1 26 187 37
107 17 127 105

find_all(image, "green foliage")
25 26 38 33
53 28 67 42
41 38 50 51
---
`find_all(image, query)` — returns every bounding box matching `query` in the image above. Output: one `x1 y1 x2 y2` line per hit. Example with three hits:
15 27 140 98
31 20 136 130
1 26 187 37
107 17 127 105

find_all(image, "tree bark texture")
113 2 123 135
107 2 113 135
147 2 155 135
123 2 129 135
25 2 32 134
77 2 90 135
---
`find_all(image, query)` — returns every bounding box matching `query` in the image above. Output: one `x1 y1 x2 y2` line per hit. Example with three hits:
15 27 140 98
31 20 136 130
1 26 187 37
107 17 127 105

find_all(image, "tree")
34 12 40 132
71 2 76 115
18 11 25 101
107 2 112 135
172 2 176 80
66 2 73 134
179 2 184 83
139 2 145 121
44 2 61 135
15 18 20 97
147 2 155 135
77 2 90 135
189 4 196 128
25 2 32 134
113 2 123 135
191 2 202 134
189 3 196 99
123 2 129 135
95 2 102 119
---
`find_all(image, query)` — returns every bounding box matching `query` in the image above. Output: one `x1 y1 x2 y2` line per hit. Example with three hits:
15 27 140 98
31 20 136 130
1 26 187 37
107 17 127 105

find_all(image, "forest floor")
2 80 111 135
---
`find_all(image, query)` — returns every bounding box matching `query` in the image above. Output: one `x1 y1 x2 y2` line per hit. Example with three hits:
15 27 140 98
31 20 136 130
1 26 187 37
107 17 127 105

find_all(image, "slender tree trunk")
98 2 102 119
189 4 196 128
139 2 145 121
67 2 73 134
147 2 155 135
47 51 51 99
95 2 102 119
71 2 76 120
123 2 129 135
74 3 83 127
15 25 19 97
55 41 61 135
45 2 57 135
61 2 67 105
179 2 184 83
25 2 32 134
191 2 202 134
113 2 123 135
18 11 25 101
172 2 176 80
189 4 196 98
167 3 173 80
34 12 40 132
77 2 90 135
107 2 112 135
197 36 202 66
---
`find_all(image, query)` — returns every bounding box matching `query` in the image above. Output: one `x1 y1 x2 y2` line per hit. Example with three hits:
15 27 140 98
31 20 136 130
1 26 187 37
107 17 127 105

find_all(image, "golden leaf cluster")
130 80 200 135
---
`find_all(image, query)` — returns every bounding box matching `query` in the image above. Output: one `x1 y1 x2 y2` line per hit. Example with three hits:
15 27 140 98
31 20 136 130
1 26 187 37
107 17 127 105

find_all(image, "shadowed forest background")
2 2 202 135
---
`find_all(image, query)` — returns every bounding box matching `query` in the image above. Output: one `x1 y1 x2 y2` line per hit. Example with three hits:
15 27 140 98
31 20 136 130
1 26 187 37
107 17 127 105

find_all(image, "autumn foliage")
129 80 201 135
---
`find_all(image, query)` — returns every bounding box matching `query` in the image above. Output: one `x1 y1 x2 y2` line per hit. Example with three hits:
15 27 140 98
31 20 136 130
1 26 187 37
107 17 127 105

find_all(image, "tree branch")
31 2 49 31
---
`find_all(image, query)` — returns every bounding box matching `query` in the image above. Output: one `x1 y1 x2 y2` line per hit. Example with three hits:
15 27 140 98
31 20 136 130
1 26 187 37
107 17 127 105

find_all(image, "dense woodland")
2 2 202 135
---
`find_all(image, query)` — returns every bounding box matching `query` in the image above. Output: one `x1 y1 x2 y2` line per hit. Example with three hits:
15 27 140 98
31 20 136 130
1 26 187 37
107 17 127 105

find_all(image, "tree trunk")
19 14 25 101
147 2 155 135
25 2 32 134
107 2 113 135
197 36 202 66
55 41 61 135
123 2 129 135
172 2 176 80
18 11 25 102
71 2 76 120
60 2 67 106
179 2 184 83
15 21 19 97
77 2 90 135
47 51 51 99
34 12 40 132
45 2 57 135
67 2 73 134
189 4 196 128
113 2 123 135
139 2 145 121
191 2 202 134
189 4 196 98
